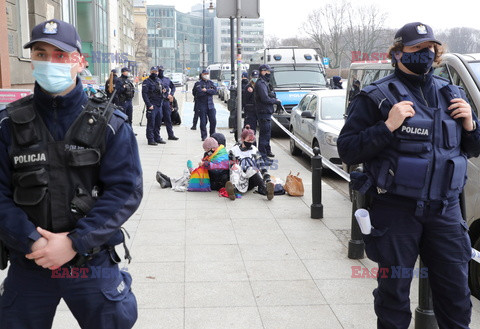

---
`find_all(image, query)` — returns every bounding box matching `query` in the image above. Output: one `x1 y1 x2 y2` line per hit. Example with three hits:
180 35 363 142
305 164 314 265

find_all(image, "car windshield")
468 62 480 84
320 96 345 120
271 65 327 88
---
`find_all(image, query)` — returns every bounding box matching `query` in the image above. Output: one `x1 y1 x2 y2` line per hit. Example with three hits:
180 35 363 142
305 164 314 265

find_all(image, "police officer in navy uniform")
105 68 119 99
115 67 135 126
0 19 142 328
243 70 259 132
337 22 480 329
157 65 179 140
142 66 166 145
194 69 218 141
254 64 281 159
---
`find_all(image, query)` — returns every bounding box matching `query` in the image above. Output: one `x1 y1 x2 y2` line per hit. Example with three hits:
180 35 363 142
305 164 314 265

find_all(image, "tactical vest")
123 80 135 99
6 95 117 232
363 74 467 201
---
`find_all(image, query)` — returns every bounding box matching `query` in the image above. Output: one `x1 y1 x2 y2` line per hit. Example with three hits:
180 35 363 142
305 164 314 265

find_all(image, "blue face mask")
251 78 258 83
32 60 76 94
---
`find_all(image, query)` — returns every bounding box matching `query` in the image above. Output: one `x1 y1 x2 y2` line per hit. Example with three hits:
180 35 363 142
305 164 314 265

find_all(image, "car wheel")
289 129 302 156
469 235 480 299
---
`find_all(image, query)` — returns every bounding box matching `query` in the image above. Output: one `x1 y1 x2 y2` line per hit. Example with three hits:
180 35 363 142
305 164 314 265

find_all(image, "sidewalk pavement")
6 89 480 328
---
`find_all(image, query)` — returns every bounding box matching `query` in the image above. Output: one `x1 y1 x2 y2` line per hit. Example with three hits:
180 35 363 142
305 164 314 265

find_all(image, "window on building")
17 0 30 59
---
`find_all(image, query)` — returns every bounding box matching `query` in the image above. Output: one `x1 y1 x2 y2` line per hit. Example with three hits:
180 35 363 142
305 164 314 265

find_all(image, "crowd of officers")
102 62 282 162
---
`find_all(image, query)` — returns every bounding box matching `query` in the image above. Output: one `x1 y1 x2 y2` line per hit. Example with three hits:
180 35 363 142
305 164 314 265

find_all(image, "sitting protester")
156 137 229 192
200 137 230 191
226 125 274 201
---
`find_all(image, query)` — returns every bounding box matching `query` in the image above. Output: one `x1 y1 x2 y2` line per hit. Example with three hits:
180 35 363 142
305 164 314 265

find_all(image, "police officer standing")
115 67 135 126
243 70 259 132
142 66 166 145
194 69 218 141
337 22 480 329
254 64 281 159
157 65 178 140
0 19 142 328
105 68 119 99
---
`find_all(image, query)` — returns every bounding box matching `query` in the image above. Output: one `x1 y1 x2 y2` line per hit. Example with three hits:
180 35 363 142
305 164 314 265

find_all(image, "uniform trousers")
366 195 472 329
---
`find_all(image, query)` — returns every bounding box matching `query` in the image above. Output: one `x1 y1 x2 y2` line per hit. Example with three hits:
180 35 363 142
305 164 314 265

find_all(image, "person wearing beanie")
338 22 480 329
0 19 141 328
226 125 275 200
156 137 229 191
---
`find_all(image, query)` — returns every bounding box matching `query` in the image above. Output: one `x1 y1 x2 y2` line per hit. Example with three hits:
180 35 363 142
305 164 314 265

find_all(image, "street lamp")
202 0 214 70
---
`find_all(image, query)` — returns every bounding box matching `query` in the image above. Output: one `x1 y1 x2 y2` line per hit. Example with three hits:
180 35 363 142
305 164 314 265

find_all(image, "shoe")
266 152 275 158
168 136 179 140
148 141 158 146
190 126 197 130
201 138 206 141
225 181 236 201
156 171 171 188
155 139 167 144
134 133 138 136
266 181 275 200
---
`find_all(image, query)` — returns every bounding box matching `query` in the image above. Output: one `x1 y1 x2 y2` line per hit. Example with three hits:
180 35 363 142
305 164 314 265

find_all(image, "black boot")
156 171 172 188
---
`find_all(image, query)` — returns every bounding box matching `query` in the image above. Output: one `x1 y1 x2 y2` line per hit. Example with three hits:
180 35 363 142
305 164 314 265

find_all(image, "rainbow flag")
187 166 211 192
204 145 230 170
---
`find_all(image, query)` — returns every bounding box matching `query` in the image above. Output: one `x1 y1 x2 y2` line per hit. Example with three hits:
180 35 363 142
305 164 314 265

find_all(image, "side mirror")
301 111 315 119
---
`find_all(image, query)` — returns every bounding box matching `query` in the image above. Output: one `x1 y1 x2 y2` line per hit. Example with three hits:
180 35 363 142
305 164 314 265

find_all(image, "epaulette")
5 94 34 109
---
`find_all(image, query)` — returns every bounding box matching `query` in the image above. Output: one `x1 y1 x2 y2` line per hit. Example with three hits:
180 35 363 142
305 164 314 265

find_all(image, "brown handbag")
284 171 304 196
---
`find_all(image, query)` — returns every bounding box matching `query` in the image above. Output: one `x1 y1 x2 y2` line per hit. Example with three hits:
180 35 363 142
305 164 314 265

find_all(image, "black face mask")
150 73 157 79
158 70 164 79
400 47 435 75
243 141 253 149
263 73 271 82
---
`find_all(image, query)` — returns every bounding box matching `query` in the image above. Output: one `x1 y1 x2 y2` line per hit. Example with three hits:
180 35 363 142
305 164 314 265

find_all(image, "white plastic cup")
354 208 372 235
472 248 480 263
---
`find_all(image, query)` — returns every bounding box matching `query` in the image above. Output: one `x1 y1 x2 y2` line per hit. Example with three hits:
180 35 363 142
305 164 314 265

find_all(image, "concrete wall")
5 0 62 89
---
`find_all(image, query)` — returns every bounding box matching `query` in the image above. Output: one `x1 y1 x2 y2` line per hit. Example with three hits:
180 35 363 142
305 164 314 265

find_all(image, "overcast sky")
147 0 479 39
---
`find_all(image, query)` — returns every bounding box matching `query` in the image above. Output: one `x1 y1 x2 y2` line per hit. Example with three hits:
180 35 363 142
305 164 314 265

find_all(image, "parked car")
170 72 185 87
289 89 346 166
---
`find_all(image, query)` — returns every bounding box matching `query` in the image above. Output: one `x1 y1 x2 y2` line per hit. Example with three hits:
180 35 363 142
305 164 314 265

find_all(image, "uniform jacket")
158 73 176 97
194 78 217 111
242 79 255 114
142 74 164 108
0 78 143 258
337 68 480 200
115 75 135 104
254 76 277 119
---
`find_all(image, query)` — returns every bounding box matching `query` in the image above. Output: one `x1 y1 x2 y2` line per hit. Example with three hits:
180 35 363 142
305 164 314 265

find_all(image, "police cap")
251 70 259 78
259 64 273 72
394 22 441 46
121 67 130 73
150 66 158 72
23 19 82 53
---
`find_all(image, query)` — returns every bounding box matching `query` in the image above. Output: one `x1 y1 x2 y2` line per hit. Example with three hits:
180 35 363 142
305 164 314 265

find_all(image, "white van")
345 54 480 298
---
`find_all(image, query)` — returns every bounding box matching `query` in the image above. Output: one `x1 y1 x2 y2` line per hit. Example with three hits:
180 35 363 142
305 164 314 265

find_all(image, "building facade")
213 17 264 64
146 4 215 76
133 0 149 77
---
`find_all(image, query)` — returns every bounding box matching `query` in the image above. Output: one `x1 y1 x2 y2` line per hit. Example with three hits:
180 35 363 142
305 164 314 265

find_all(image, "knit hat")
241 125 255 141
211 133 226 147
202 137 218 151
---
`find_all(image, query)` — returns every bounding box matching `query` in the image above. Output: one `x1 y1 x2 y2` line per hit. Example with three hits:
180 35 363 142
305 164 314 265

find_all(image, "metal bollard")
348 188 366 259
415 260 438 329
311 147 323 219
